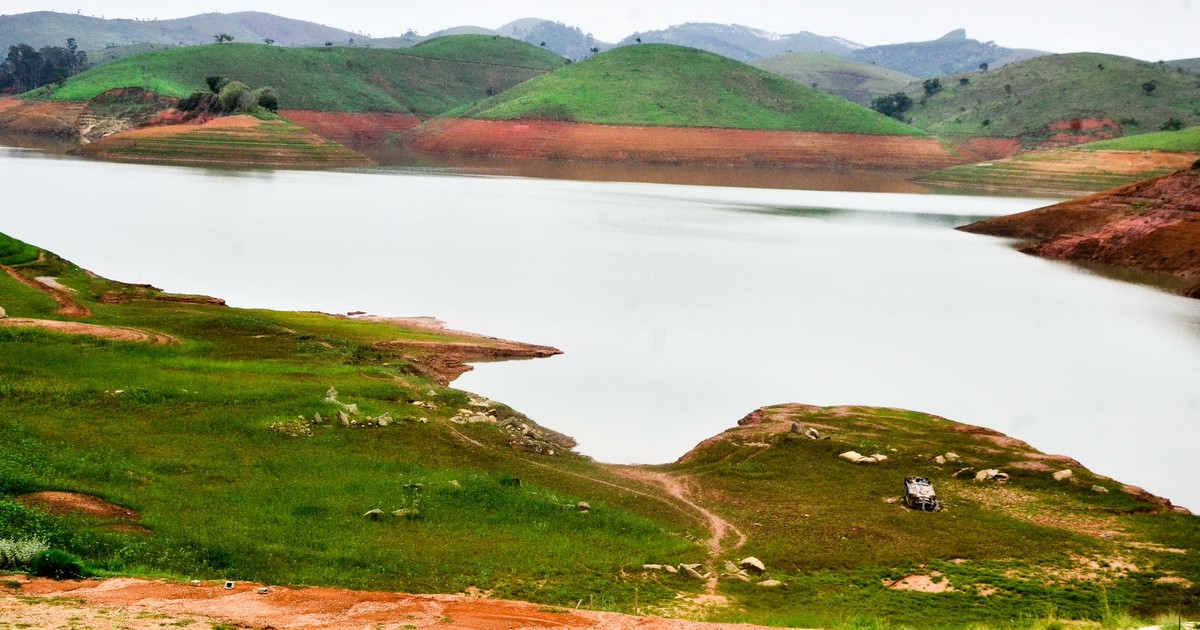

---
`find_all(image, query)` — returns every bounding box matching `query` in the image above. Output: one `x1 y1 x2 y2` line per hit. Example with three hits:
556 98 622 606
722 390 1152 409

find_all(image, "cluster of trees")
177 76 278 115
0 39 89 93
870 92 913 119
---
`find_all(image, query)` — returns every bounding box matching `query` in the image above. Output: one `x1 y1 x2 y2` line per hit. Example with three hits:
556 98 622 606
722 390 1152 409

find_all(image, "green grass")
457 44 924 135
904 53 1200 139
752 52 916 106
31 36 566 115
1081 126 1200 152
0 232 39 266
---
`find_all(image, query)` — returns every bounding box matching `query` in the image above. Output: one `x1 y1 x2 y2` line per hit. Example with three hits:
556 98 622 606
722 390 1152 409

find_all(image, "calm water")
3 147 1200 511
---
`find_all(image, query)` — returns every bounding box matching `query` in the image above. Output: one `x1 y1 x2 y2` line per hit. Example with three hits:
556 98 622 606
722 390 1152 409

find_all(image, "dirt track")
0 317 179 343
2 265 91 317
406 118 971 169
4 577 772 629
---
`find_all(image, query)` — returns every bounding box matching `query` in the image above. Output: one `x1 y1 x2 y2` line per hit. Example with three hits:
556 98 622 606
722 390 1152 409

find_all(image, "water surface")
3 148 1199 511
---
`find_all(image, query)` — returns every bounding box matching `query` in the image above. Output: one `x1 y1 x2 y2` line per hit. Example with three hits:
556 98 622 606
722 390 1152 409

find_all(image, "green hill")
846 28 1046 78
903 53 1200 141
752 52 915 106
1082 124 1200 152
33 36 566 114
456 44 923 135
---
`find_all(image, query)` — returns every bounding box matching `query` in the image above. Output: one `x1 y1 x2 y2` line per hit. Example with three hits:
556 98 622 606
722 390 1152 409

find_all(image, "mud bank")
404 118 972 170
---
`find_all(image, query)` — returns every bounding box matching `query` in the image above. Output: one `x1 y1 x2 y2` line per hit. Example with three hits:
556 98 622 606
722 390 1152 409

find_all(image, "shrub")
869 92 913 119
30 549 83 579
1160 117 1184 131
0 538 48 568
205 75 228 94
217 81 252 113
253 86 279 112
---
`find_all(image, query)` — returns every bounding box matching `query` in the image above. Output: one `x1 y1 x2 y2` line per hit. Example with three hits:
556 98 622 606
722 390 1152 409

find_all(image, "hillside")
0 10 361 53
31 37 566 114
496 18 612 61
847 28 1045 77
752 52 915 106
616 23 859 62
904 52 1200 143
1170 57 1200 73
455 44 922 135
961 165 1200 299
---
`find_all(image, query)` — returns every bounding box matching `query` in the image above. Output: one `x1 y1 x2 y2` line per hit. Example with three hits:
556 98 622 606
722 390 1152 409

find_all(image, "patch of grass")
1081 126 1200 152
458 44 924 135
752 52 916 106
33 36 565 115
0 233 39 266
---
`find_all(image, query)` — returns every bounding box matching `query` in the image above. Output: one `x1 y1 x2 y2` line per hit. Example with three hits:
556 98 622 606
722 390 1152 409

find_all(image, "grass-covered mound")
31 36 566 114
752 52 915 106
904 53 1200 141
455 44 923 135
1084 125 1200 152
0 232 39 265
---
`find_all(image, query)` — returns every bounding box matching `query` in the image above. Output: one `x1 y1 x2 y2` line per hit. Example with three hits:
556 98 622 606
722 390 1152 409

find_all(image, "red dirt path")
406 119 971 169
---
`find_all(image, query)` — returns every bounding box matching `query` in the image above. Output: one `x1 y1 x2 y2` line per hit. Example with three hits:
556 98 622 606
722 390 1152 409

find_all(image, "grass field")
31 36 566 115
457 44 924 135
752 52 915 106
1083 125 1200 152
904 53 1200 140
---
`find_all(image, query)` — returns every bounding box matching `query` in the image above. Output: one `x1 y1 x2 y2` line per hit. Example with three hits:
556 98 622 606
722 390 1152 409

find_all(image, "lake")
3 147 1199 511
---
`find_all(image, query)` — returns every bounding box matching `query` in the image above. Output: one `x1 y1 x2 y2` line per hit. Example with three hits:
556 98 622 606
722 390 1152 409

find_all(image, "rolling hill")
847 28 1045 78
752 52 915 106
0 10 362 53
616 23 860 62
31 36 566 114
454 44 921 135
903 52 1200 143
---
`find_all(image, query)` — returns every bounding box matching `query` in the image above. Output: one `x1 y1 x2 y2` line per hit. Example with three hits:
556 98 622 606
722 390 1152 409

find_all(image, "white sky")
4 0 1199 60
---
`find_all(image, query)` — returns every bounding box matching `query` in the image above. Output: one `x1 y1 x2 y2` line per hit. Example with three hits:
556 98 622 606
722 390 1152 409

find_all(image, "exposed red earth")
403 118 973 169
949 136 1023 161
281 109 424 154
961 165 1200 298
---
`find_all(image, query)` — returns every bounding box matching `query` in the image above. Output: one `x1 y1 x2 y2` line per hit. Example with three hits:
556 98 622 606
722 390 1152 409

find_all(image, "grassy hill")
1083 124 1200 152
455 44 923 135
615 23 858 62
1 233 1196 627
847 28 1045 78
31 36 566 114
752 52 915 106
904 53 1200 141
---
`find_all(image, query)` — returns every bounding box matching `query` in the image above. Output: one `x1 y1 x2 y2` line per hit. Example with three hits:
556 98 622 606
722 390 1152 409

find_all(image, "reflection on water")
1 150 1198 513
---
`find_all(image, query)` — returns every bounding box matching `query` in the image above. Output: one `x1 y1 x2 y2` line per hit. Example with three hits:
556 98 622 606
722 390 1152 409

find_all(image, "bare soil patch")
886 572 954 593
2 266 91 317
367 317 561 385
7 577 771 629
17 491 141 520
0 317 178 344
282 109 423 154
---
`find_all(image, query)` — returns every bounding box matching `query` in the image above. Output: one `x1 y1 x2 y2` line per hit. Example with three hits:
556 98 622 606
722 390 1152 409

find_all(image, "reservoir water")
3 147 1199 511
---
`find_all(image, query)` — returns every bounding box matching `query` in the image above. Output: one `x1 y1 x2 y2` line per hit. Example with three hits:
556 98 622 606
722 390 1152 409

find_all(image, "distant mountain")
1169 58 1200 73
616 23 860 62
0 10 362 53
753 52 915 106
496 18 612 61
847 29 1046 78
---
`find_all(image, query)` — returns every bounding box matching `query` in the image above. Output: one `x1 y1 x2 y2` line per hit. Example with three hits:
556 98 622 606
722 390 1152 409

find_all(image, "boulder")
663 565 678 574
1091 485 1110 494
806 427 820 440
642 564 663 571
934 455 947 465
577 502 591 512
338 410 350 427
312 412 324 425
343 403 358 415
1053 469 1073 481
448 480 461 489
870 454 888 462
757 579 783 588
839 451 865 463
790 422 803 435
724 561 740 574
739 557 766 574
0 306 6 319
944 452 960 462
325 386 338 402
724 572 752 582
363 509 383 521
375 412 392 427
682 565 706 580
975 469 1009 483
392 506 420 519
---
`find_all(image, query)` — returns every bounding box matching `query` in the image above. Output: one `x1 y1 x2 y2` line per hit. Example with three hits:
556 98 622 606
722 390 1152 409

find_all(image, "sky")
4 0 1199 60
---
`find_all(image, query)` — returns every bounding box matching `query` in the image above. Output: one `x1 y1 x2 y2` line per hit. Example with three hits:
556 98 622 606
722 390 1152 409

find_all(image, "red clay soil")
17 491 141 520
282 109 423 152
1034 117 1123 150
0 98 85 139
7 577 771 630
949 136 1024 161
960 166 1200 297
405 118 971 169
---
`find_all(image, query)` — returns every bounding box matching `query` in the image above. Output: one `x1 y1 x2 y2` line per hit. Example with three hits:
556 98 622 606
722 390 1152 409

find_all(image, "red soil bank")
951 136 1023 161
1036 117 1123 149
282 109 422 151
406 118 971 169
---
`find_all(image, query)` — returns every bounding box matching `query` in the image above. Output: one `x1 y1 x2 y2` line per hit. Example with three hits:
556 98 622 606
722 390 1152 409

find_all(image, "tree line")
0 39 89 94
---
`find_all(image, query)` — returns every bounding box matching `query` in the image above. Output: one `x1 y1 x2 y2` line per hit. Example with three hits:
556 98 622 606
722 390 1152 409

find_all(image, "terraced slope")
904 53 1200 143
752 52 915 106
456 44 922 135
32 36 566 114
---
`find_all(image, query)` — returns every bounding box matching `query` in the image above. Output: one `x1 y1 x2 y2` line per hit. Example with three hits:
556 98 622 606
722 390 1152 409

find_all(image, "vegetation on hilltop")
1082 125 1200 152
456 44 924 135
903 53 1200 141
32 36 566 114
752 52 915 106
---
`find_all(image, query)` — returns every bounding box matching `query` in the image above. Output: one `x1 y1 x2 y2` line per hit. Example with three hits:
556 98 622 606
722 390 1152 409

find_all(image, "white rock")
934 455 947 465
1053 469 1073 481
0 306 6 319
871 454 888 462
739 557 766 573
757 579 783 588
944 452 960 462
839 451 864 463
663 565 678 574
1091 485 1110 494
682 566 706 580
642 564 662 571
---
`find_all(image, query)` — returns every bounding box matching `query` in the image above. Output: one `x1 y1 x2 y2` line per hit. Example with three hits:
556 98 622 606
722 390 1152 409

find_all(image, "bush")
0 538 48 568
253 86 279 112
30 549 83 579
869 92 913 119
217 81 252 113
1161 117 1184 131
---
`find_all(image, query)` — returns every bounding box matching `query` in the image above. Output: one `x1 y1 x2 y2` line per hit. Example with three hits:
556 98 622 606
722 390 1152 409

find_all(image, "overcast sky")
6 0 1199 60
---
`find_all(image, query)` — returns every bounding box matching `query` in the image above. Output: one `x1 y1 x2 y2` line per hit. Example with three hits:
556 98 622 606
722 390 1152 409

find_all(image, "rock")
337 410 350 427
739 557 766 574
392 506 420 519
1091 485 1110 493
325 386 338 402
426 390 437 397
724 572 752 583
975 469 1009 482
375 412 392 427
790 422 803 435
577 502 591 512
944 452 960 462
934 455 947 465
363 509 383 521
663 565 678 574
952 467 976 479
642 564 662 571
724 561 740 574
806 427 820 440
448 480 461 489
1053 469 1073 481
870 454 888 462
343 403 358 415
256 587 269 595
418 417 428 423
682 565 706 580
839 451 864 462
757 579 783 588
312 413 323 425
0 306 6 318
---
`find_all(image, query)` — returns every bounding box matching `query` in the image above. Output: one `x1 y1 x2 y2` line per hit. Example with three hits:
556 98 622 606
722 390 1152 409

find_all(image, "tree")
1161 117 1184 131
869 92 913 119
1141 80 1157 95
263 38 275 45
324 41 333 48
253 86 278 111
978 62 989 72
217 81 253 112
213 33 234 44
205 76 228 94
0 40 89 93
590 46 600 55
635 37 642 44
922 78 942 96
959 77 970 86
